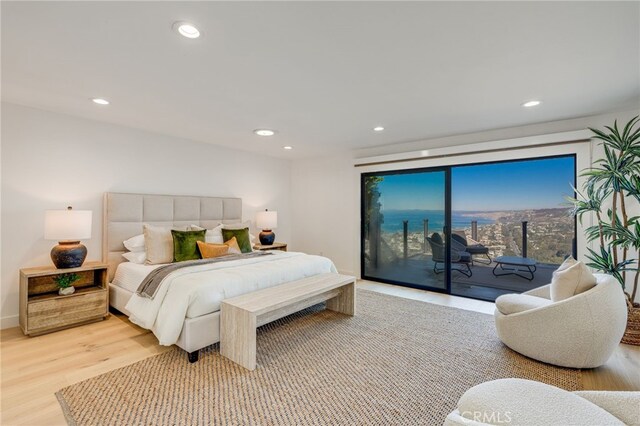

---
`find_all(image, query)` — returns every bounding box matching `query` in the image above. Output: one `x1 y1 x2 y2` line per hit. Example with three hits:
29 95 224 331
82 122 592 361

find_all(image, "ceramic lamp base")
51 241 87 269
259 230 275 245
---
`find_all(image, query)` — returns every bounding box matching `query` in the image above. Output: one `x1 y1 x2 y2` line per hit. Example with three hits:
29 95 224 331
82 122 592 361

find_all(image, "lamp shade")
256 210 277 230
44 208 92 241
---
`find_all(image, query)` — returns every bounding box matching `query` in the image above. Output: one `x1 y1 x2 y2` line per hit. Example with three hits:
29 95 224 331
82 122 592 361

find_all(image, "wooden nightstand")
253 242 288 252
19 261 109 336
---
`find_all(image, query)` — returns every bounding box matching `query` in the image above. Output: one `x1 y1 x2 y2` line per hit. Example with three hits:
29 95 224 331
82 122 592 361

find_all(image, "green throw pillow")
171 229 206 262
221 227 252 253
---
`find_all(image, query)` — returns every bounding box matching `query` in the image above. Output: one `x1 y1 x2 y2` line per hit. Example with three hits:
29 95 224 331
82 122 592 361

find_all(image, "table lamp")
256 209 277 245
45 206 92 269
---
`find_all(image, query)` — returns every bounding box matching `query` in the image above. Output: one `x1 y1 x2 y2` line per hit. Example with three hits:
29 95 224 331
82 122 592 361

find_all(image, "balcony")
364 218 571 301
366 253 556 301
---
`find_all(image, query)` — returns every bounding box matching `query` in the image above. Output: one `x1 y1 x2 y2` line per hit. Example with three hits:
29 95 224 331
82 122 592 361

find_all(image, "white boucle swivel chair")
494 274 627 368
445 378 640 426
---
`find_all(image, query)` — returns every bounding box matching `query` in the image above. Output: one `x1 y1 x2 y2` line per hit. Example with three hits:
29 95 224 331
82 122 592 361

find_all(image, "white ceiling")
2 1 639 159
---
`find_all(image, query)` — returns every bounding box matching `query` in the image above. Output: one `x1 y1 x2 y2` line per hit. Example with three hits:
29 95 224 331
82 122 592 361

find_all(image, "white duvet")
124 251 337 345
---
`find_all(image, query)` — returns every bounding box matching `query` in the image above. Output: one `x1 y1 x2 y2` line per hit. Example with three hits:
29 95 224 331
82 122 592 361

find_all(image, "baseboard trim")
1 315 19 330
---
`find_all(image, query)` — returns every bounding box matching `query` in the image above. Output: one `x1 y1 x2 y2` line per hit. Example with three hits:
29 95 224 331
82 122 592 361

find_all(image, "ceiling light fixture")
254 129 276 136
522 100 541 108
91 98 109 105
373 126 385 132
283 146 293 150
173 21 201 39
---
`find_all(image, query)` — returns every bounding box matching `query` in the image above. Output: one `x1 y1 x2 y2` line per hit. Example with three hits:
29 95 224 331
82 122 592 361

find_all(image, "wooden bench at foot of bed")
218 273 356 370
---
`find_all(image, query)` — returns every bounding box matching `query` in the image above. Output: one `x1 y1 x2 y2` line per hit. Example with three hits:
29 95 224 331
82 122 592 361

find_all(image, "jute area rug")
57 290 581 425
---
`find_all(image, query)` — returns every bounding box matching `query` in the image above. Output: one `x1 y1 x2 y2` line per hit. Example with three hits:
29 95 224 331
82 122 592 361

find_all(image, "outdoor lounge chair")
427 232 472 277
452 231 491 265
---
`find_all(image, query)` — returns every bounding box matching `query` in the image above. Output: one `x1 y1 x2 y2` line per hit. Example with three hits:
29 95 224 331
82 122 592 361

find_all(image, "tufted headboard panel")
102 192 242 281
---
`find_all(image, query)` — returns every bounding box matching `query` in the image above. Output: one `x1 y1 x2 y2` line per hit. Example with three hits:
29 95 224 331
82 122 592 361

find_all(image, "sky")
375 156 575 211
377 171 445 210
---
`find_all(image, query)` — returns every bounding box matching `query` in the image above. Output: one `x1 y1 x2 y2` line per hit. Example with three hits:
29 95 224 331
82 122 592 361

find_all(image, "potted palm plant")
568 116 640 345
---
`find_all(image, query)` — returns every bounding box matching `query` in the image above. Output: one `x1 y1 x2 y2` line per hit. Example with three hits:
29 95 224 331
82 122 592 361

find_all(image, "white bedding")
112 262 163 293
122 251 337 346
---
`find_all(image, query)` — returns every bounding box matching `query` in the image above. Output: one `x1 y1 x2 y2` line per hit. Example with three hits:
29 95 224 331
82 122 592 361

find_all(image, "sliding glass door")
361 168 449 291
361 155 576 301
449 156 576 300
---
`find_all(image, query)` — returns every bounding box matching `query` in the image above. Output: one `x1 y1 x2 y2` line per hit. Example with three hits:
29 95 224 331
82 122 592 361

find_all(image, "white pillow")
122 251 146 264
123 234 145 252
191 222 257 248
143 224 188 265
190 224 224 244
495 294 552 315
550 257 597 302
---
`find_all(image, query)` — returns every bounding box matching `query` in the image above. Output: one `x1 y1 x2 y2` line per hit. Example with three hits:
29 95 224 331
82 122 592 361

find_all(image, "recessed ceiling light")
91 98 109 105
522 100 541 108
283 146 293 150
373 126 385 132
173 21 201 39
254 129 276 136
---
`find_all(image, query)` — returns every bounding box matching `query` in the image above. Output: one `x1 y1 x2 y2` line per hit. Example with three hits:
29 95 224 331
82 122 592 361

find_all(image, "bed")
103 192 337 362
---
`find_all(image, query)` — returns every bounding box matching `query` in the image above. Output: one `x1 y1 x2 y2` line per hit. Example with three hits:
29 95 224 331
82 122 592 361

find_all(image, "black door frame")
360 153 577 299
360 166 452 294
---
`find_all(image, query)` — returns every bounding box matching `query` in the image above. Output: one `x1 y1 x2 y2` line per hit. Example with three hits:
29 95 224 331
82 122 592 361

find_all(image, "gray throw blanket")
136 252 273 299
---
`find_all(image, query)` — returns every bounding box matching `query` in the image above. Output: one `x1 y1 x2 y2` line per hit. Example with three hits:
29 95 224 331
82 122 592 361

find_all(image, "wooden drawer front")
28 290 107 331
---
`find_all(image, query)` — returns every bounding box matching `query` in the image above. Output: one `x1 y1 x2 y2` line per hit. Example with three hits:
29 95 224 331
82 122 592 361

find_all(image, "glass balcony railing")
384 218 574 267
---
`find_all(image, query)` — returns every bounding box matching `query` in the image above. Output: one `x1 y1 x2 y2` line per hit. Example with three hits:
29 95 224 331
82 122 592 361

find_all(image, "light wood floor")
1 281 639 425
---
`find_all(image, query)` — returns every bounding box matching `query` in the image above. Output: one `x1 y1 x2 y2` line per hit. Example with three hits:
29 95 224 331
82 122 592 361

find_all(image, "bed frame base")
109 283 220 362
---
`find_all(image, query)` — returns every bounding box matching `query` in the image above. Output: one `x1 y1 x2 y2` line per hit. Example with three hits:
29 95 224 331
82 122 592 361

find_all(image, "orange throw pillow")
224 236 242 254
196 241 230 259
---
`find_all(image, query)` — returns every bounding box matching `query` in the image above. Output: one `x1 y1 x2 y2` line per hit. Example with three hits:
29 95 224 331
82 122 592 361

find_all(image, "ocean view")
380 209 494 233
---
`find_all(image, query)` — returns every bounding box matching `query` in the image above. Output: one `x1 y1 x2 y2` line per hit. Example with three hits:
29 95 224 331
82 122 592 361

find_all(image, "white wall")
291 156 358 275
1 103 292 328
291 109 640 300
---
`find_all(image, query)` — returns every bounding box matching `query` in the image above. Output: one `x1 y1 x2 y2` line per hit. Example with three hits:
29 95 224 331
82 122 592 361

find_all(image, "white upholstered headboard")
103 192 242 281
